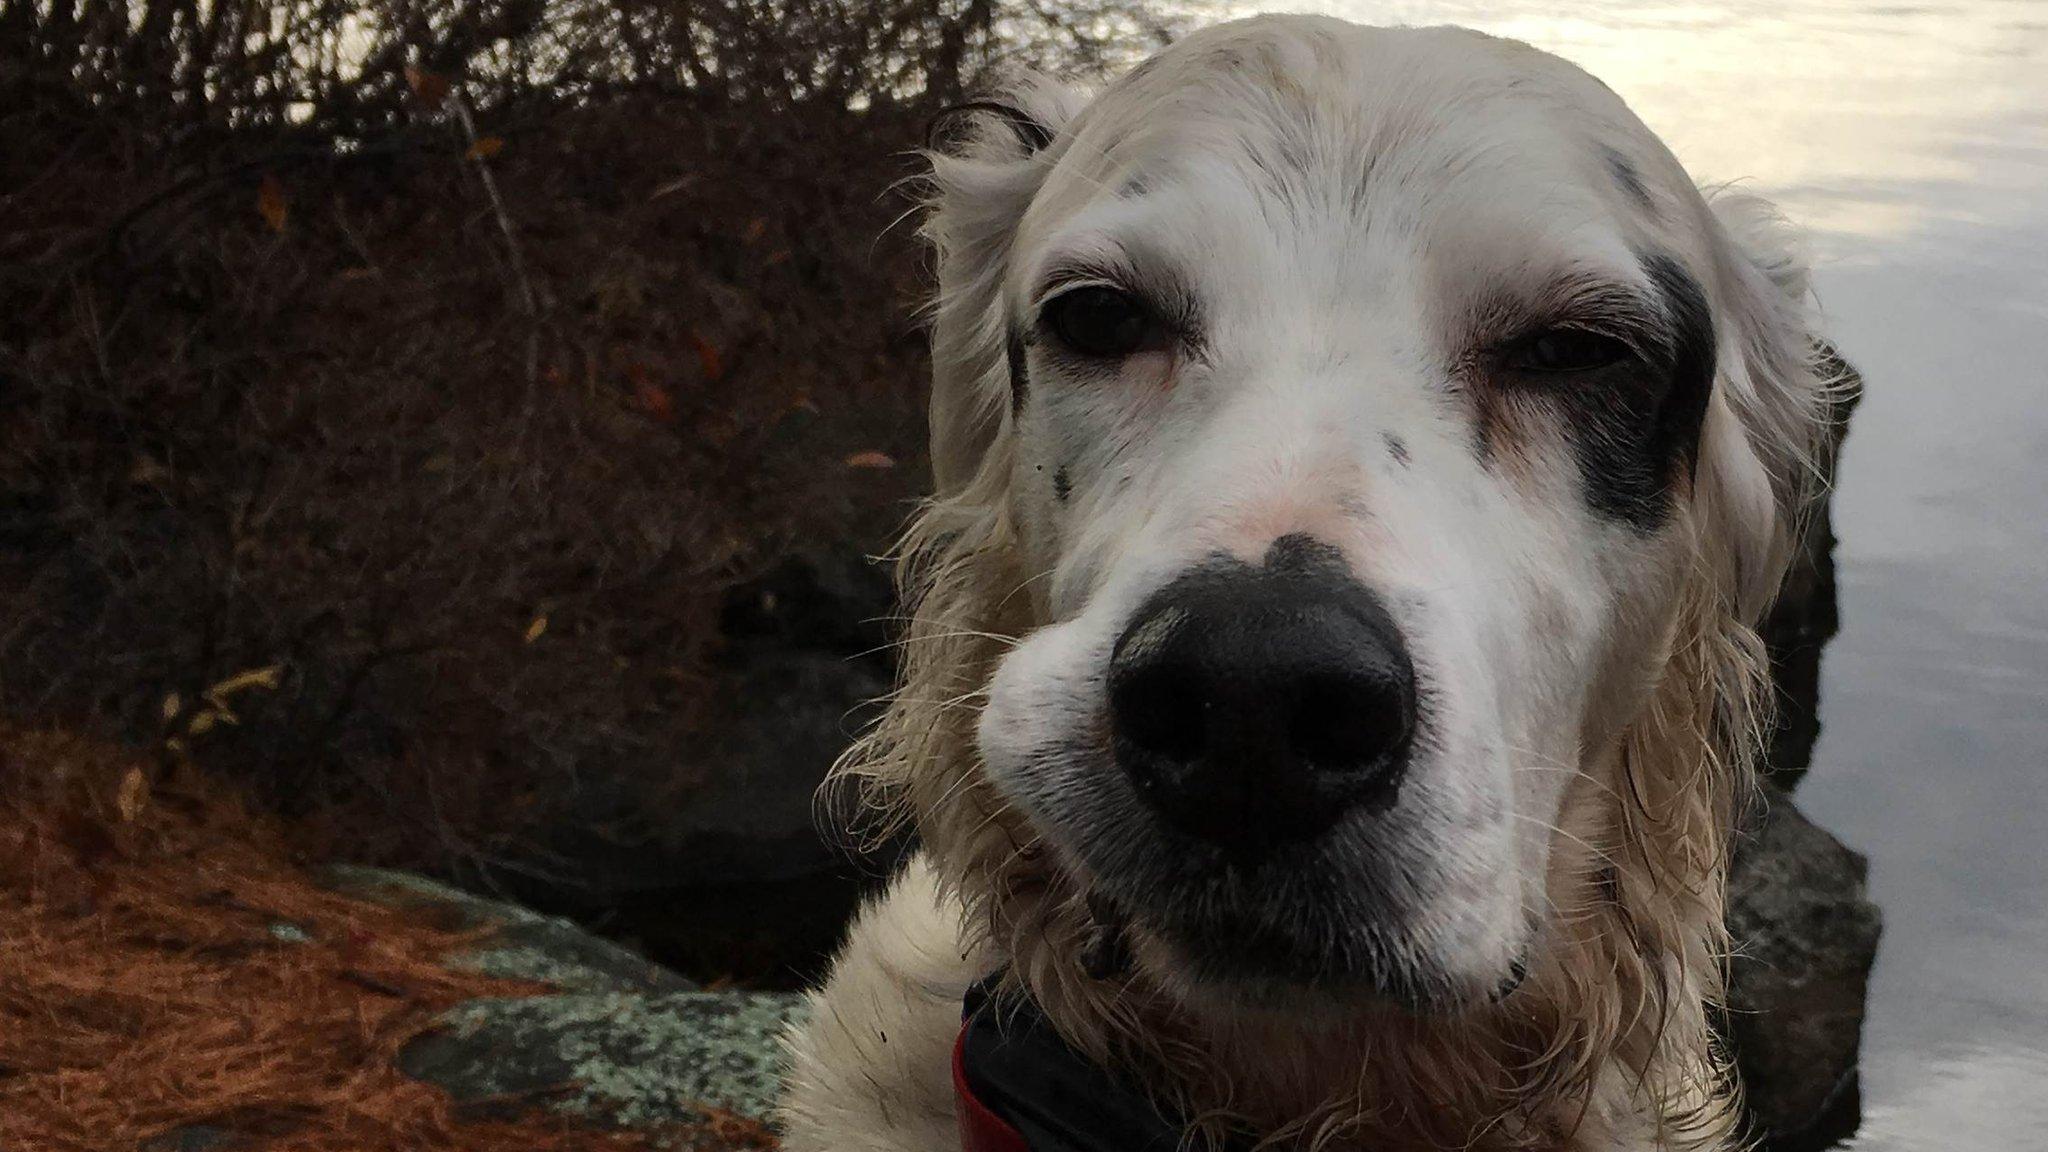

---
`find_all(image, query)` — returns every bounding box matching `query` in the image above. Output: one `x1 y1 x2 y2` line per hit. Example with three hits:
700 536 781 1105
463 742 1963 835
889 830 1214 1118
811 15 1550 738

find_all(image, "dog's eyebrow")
1029 250 1202 339
1477 271 1677 360
1030 252 1148 305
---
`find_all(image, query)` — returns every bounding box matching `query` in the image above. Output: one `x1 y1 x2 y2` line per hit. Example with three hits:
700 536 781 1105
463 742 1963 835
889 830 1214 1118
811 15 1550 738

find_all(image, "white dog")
781 15 1836 1151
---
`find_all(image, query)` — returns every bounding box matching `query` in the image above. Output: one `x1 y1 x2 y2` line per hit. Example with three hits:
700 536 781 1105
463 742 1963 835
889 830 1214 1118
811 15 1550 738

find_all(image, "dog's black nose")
1107 544 1416 850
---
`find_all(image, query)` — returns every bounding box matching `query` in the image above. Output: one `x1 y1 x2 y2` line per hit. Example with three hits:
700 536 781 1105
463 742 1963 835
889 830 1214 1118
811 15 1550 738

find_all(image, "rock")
320 865 806 1142
1725 787 1883 1150
323 865 697 996
398 990 806 1130
475 541 901 984
717 543 897 658
1759 349 1862 783
643 541 897 891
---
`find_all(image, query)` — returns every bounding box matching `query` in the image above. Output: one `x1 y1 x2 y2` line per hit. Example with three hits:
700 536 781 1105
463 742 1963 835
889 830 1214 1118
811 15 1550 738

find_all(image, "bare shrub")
0 0 1177 873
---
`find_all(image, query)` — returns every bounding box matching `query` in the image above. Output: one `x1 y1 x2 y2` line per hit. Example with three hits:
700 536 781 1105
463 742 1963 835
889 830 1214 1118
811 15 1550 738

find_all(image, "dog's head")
877 17 1829 1022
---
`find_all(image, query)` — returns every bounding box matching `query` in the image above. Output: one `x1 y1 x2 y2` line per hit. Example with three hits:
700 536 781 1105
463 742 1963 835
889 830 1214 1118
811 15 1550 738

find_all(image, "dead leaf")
405 66 450 107
129 455 170 485
649 175 698 201
844 450 896 470
700 412 740 446
689 332 725 382
160 693 182 723
465 136 505 161
208 665 282 699
116 768 149 824
524 615 548 643
187 711 217 737
256 175 288 233
634 379 676 424
742 217 768 243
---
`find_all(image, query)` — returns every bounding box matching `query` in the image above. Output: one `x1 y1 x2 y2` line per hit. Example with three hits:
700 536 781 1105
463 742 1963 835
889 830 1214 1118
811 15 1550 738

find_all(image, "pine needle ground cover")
0 725 773 1152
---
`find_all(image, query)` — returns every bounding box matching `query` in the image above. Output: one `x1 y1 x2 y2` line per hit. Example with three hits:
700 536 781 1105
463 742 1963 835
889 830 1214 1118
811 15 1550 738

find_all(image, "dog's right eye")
1042 286 1158 358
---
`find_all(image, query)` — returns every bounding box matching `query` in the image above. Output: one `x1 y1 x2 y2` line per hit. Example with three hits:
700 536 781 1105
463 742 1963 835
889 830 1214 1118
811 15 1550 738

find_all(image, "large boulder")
1725 787 1884 1150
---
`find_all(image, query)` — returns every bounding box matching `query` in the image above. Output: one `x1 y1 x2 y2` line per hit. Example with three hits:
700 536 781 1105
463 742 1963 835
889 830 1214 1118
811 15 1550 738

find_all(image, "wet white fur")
783 15 1833 1152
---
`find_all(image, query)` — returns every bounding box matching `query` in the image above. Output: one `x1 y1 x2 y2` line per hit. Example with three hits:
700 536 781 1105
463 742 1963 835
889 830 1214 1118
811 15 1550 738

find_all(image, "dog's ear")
1690 188 1844 620
923 75 1088 496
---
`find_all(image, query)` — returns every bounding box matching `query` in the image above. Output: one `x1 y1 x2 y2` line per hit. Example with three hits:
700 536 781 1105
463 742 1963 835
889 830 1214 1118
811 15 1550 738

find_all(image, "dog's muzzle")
1106 536 1417 852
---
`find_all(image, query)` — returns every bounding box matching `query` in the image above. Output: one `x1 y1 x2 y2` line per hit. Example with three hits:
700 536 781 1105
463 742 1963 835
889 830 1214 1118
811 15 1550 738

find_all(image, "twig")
338 970 413 1000
443 89 540 388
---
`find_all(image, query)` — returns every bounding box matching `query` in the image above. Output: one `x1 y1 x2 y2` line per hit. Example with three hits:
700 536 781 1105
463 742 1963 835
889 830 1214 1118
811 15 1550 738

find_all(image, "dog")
780 15 1837 1151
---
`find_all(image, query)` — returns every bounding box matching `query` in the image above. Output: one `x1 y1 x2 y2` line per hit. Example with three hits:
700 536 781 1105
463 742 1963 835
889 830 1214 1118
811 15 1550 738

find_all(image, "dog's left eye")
1504 327 1635 374
1042 286 1159 358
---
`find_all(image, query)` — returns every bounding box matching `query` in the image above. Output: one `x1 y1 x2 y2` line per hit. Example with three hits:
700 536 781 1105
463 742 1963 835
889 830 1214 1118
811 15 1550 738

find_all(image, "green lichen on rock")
399 991 808 1128
322 865 804 1143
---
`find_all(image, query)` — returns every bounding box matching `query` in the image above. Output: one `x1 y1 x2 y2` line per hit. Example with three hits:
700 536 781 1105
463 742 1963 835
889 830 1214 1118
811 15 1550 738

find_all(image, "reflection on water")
1209 2 2048 1148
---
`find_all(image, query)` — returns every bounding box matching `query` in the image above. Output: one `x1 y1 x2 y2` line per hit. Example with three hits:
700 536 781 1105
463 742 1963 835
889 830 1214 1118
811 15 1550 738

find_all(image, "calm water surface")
1212 2 2048 1146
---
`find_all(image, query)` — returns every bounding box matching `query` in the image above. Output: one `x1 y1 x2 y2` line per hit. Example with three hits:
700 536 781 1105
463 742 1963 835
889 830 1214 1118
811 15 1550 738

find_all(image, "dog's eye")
1043 286 1157 358
1504 327 1634 374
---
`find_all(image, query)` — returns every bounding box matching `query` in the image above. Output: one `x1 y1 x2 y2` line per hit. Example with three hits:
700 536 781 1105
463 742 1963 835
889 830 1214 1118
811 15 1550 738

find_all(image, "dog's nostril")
1107 558 1417 850
1111 668 1207 765
1288 672 1407 774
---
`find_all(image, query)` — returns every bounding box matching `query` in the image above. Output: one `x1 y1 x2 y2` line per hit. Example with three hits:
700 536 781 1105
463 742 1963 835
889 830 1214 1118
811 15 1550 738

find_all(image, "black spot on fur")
1564 253 1716 531
1053 465 1072 504
1602 145 1655 214
1383 432 1409 467
1006 326 1029 415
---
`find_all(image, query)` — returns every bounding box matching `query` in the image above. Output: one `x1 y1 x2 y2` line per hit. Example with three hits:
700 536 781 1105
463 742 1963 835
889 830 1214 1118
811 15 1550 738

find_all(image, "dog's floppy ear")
1690 188 1843 619
923 75 1088 496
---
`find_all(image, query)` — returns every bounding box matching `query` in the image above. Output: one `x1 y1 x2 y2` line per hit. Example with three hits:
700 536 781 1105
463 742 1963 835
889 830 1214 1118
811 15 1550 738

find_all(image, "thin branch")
444 87 539 387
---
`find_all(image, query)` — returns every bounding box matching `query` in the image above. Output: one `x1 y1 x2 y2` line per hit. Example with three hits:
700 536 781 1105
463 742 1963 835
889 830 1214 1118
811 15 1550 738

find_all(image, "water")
1202 2 2048 1146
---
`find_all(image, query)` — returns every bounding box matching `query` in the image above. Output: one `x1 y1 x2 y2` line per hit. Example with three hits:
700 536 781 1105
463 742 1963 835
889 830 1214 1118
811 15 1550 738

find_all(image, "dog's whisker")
1509 812 1622 869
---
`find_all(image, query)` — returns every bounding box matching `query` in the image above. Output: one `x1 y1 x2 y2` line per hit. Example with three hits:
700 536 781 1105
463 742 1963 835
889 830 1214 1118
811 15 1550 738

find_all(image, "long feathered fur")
825 37 1843 1152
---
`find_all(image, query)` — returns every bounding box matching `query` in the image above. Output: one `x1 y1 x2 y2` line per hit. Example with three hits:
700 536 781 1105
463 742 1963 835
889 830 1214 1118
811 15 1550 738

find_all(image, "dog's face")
936 19 1814 1013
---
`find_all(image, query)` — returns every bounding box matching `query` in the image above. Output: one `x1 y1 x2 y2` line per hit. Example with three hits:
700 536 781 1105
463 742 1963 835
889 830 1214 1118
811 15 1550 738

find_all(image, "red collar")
955 1019 1031 1152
